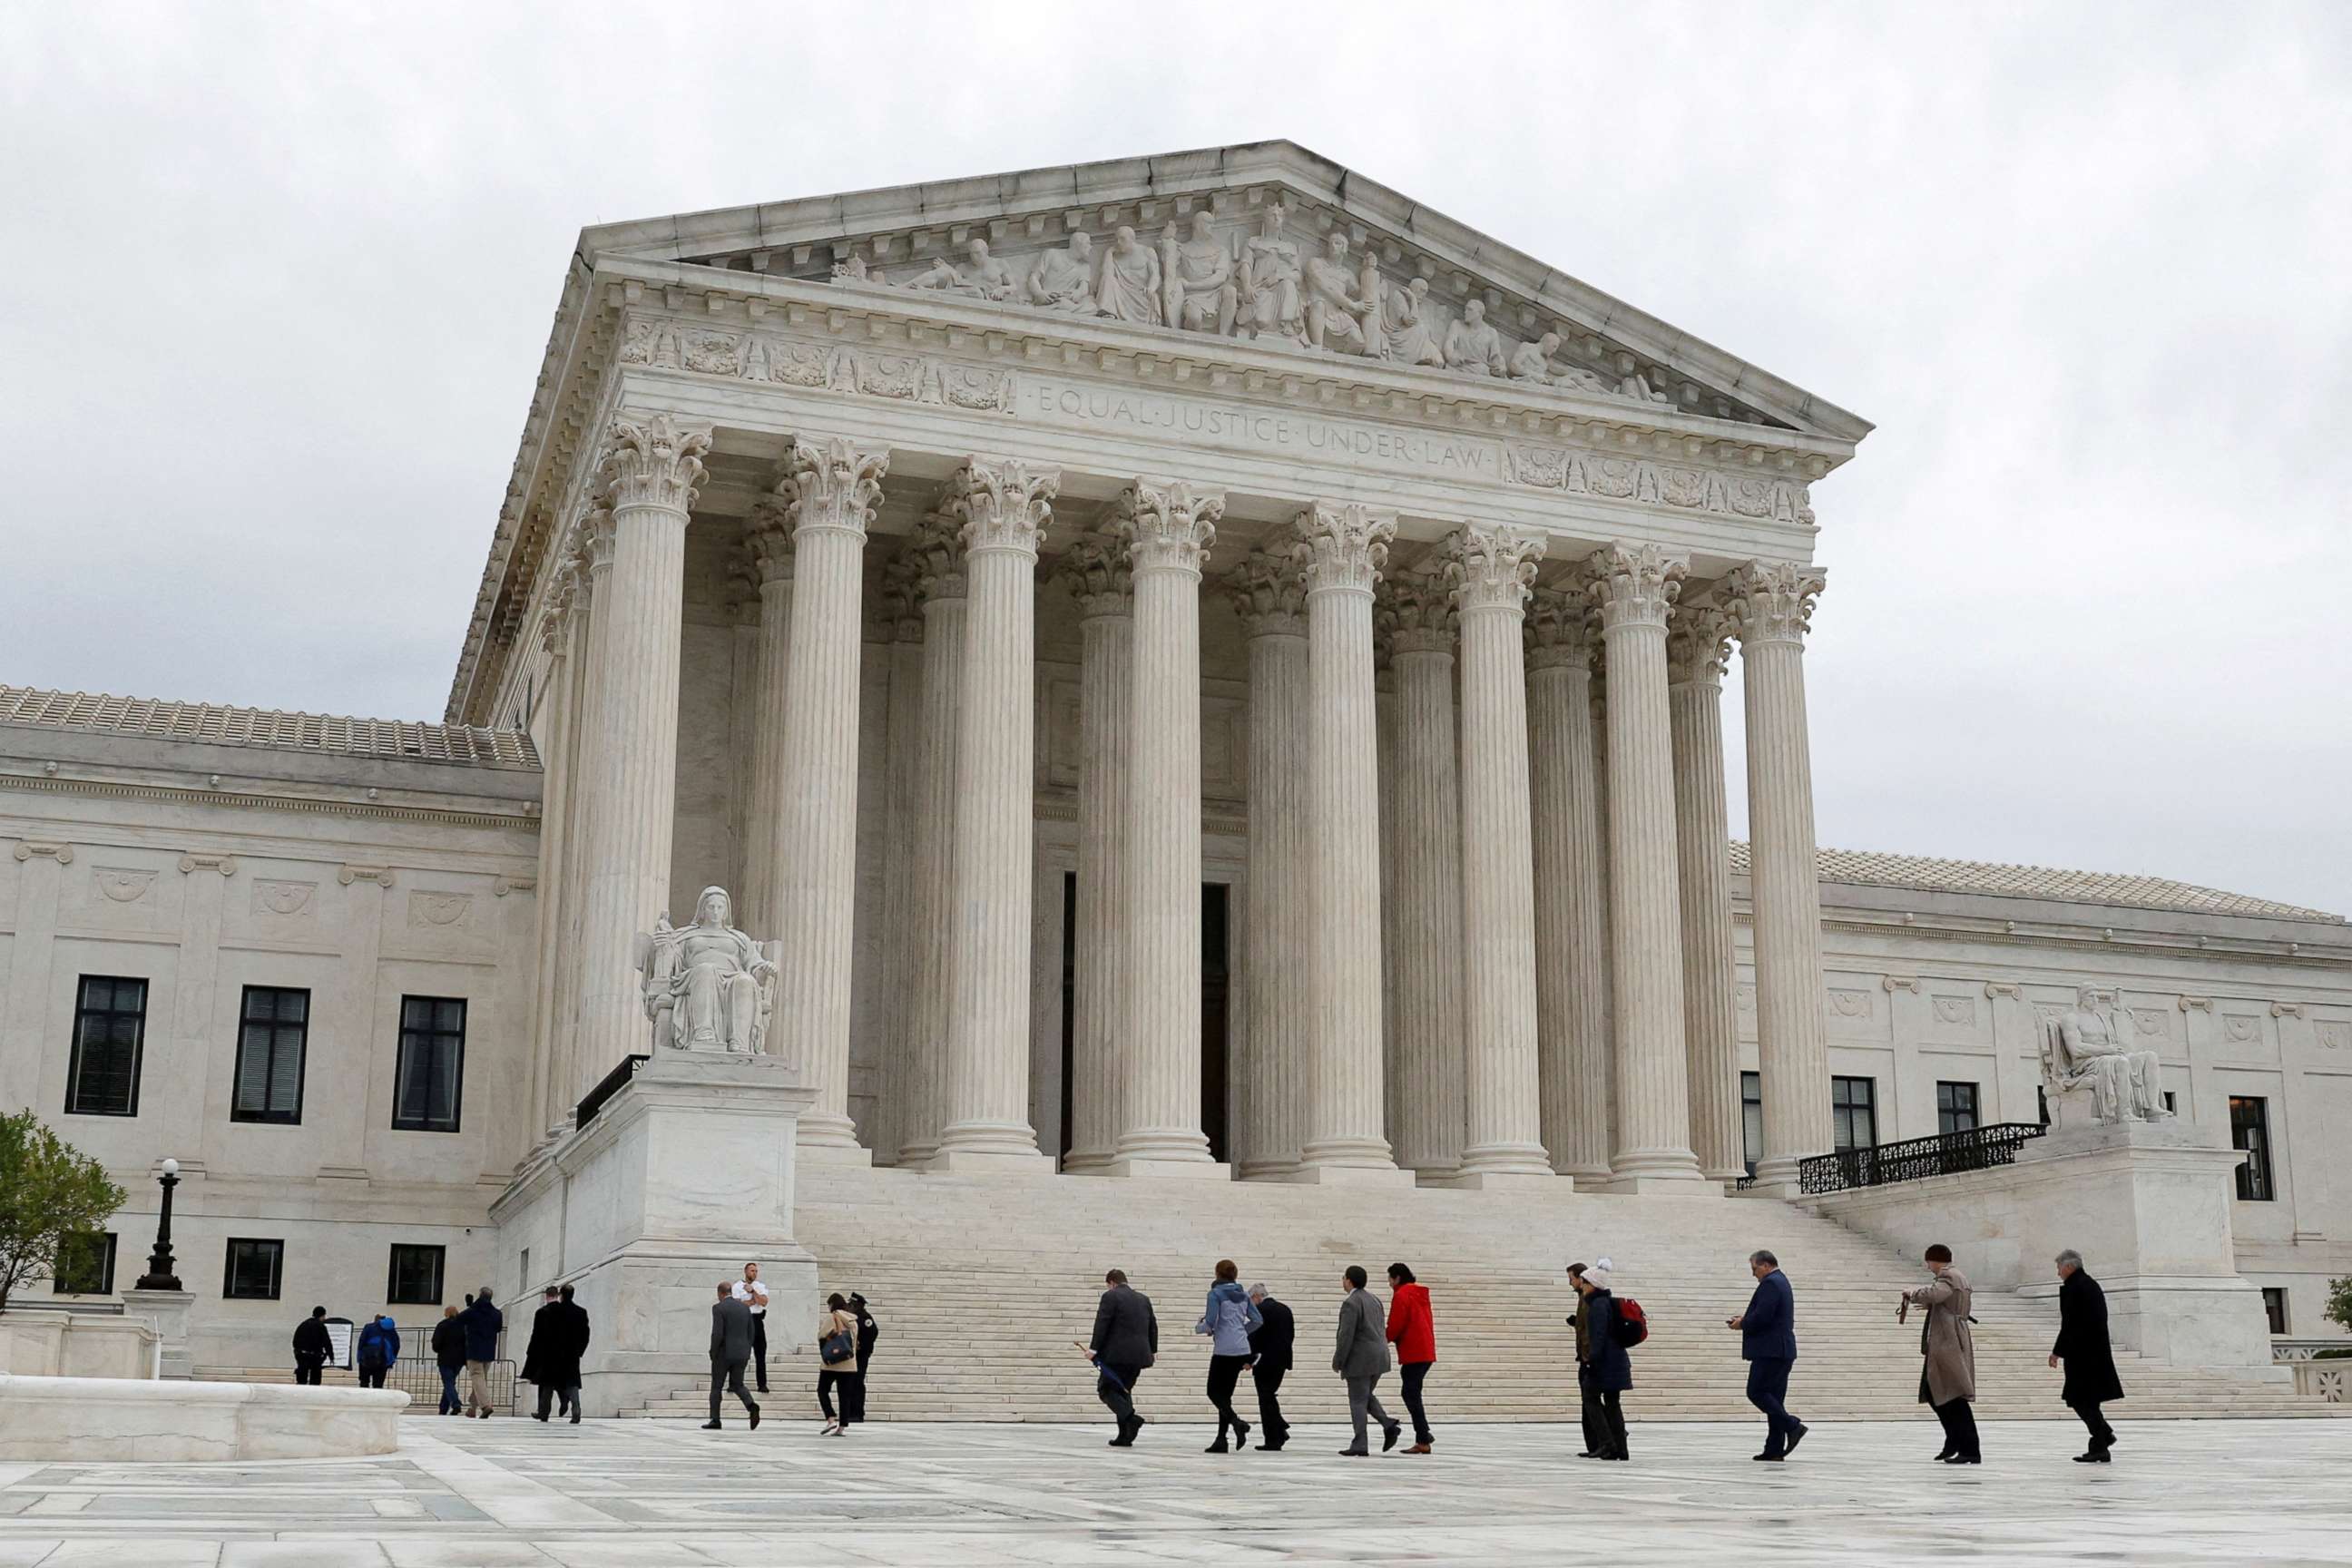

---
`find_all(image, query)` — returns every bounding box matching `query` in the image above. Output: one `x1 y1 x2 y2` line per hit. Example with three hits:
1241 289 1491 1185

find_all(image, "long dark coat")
521 1300 585 1387
2053 1269 2125 1407
1583 1291 1633 1393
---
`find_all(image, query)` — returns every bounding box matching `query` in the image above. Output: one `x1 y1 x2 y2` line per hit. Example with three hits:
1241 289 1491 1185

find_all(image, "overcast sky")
3 3 2346 916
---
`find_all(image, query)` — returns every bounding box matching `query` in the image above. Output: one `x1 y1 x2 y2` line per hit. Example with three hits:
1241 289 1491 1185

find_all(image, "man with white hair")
1246 1282 1295 1452
2050 1249 2124 1462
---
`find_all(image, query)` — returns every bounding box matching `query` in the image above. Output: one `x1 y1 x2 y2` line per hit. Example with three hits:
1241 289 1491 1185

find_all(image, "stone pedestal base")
926 1148 1057 1177
1270 1163 1420 1190
1425 1169 1560 1191
1600 1171 1722 1197
797 1142 875 1168
121 1288 195 1378
1096 1158 1234 1181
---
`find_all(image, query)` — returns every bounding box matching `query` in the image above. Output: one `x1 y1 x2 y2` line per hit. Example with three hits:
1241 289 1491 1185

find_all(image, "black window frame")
53 1231 117 1296
392 995 468 1134
2230 1095 2276 1202
1830 1074 1878 1152
65 975 148 1118
386 1243 446 1307
1936 1081 1981 1137
230 985 311 1125
2260 1287 2288 1335
222 1238 285 1301
1740 1070 1763 1178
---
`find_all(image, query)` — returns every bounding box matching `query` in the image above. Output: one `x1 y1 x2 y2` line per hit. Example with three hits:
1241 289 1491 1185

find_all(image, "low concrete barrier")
0 1373 407 1460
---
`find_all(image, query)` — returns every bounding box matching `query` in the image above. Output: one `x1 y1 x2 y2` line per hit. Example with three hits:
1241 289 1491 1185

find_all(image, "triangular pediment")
578 141 1869 443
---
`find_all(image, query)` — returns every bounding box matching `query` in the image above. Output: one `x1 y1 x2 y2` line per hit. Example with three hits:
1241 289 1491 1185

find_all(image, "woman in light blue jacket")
1195 1259 1264 1452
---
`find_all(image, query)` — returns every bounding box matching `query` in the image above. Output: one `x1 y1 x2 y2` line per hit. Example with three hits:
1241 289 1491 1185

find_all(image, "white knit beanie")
1584 1256 1614 1289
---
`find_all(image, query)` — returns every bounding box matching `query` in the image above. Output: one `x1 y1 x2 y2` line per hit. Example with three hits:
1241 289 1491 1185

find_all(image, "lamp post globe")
133 1156 183 1292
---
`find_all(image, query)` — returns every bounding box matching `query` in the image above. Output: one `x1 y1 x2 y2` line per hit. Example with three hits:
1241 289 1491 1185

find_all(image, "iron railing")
1798 1122 2047 1195
575 1054 652 1131
381 1355 517 1415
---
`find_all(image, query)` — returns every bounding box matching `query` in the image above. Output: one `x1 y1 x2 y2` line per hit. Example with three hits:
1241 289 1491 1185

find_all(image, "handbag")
820 1319 856 1366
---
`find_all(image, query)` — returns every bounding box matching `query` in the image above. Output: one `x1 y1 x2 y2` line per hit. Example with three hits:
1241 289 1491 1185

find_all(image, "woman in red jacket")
1386 1262 1437 1453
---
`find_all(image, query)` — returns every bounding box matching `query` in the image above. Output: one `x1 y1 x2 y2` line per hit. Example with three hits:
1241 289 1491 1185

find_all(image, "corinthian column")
896 511 965 1168
1376 566 1465 1181
1526 588 1611 1184
1668 598 1744 1184
737 498 795 940
574 414 709 1083
1109 478 1224 1173
935 457 1060 1169
1228 529 1309 1179
1446 524 1553 1180
871 554 924 1167
763 436 889 1152
1290 502 1404 1181
1058 534 1132 1174
524 559 582 1139
1587 543 1706 1191
1728 561 1834 1189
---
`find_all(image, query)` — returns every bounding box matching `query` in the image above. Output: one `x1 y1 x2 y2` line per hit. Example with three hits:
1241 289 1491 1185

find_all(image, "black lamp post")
132 1157 182 1291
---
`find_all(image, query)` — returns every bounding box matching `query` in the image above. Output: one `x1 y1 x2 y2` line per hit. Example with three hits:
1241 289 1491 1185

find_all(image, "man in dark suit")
1333 1264 1401 1456
1728 1249 1805 1460
704 1281 760 1430
1088 1268 1157 1446
2051 1249 2124 1462
1246 1283 1295 1452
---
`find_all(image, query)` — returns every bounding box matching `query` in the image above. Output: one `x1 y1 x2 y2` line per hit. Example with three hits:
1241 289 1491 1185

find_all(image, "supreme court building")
5 143 2347 1384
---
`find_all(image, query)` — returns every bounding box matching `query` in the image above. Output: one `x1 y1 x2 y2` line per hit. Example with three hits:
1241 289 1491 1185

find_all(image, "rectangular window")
2162 1090 2178 1116
1831 1075 1878 1152
2261 1287 2288 1335
65 975 147 1117
393 996 467 1133
231 985 309 1124
1740 1071 1763 1178
53 1231 116 1296
222 1239 284 1301
2230 1096 2275 1201
1936 1081 1981 1136
387 1244 446 1307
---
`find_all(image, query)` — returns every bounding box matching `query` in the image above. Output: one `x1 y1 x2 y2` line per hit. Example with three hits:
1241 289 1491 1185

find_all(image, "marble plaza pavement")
0 1416 2343 1566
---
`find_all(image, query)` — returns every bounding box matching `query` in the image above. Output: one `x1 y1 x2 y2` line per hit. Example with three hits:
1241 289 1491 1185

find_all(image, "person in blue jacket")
1193 1259 1264 1452
1728 1249 1805 1461
457 1288 504 1417
354 1313 400 1389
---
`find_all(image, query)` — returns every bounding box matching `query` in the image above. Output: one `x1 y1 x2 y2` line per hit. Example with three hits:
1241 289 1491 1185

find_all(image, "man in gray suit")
704 1281 760 1430
1332 1264 1403 1456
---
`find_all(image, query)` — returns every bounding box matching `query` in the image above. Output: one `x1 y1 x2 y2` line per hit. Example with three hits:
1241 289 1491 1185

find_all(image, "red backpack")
1614 1298 1650 1348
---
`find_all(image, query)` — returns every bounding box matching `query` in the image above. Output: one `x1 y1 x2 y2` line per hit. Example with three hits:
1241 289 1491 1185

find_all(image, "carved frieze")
408 890 474 930
252 879 316 916
93 867 155 904
622 322 1017 415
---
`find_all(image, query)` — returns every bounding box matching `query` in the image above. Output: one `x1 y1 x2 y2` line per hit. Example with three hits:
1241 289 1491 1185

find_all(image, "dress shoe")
748 1406 761 1430
1259 1440 1286 1452
1205 1440 1230 1454
1933 1446 1956 1462
1406 1443 1432 1455
1108 1436 1133 1447
1233 1420 1250 1450
1338 1446 1369 1457
1576 1451 1604 1460
1382 1422 1403 1453
1940 1454 1981 1465
1783 1422 1808 1456
2073 1451 2111 1464
570 1410 581 1426
1752 1452 1785 1462
533 1414 548 1423
701 1421 722 1430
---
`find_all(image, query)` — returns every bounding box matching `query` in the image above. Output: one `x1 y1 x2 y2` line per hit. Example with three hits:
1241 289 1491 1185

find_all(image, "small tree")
2327 1275 2352 1338
0 1109 127 1312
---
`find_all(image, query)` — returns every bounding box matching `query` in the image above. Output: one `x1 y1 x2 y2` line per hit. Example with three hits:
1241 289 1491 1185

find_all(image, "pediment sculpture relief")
634 886 780 1055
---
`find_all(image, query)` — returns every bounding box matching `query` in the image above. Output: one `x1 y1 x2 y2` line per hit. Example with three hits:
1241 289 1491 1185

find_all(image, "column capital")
1292 501 1396 595
537 566 579 658
1524 585 1597 671
953 456 1060 556
908 507 968 603
785 436 889 540
568 500 617 580
1224 525 1308 637
1444 523 1545 615
1584 542 1687 632
599 413 712 513
1114 477 1223 575
1666 600 1736 685
1375 565 1455 655
1056 534 1133 619
1725 560 1828 646
743 495 797 588
878 550 926 642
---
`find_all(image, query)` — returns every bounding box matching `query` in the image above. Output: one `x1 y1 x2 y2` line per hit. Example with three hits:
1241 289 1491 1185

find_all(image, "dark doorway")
1058 872 1077 1161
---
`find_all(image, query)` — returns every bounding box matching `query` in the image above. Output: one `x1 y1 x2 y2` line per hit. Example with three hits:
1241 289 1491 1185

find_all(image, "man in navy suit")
1728 1249 1805 1460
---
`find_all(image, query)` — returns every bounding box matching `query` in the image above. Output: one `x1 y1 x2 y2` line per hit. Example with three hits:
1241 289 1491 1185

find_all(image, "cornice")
1792 910 2352 974
0 769 541 834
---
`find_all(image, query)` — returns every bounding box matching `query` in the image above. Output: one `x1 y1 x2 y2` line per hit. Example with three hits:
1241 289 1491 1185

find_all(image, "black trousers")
710 1356 757 1424
357 1366 387 1389
1932 1396 1980 1458
1097 1361 1143 1433
1577 1363 1607 1455
1207 1353 1250 1439
843 1363 870 1423
818 1367 862 1424
1251 1363 1289 1442
294 1357 325 1387
2073 1400 2115 1450
535 1380 579 1420
1745 1357 1798 1453
1399 1360 1433 1444
750 1313 769 1392
1595 1387 1629 1457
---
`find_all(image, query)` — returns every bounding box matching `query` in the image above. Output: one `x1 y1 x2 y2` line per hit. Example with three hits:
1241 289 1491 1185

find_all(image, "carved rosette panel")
1116 477 1222 576
1726 560 1828 646
599 413 712 514
953 457 1059 556
1292 501 1395 595
252 880 316 917
1584 543 1686 632
408 891 474 931
1523 585 1596 671
2318 1021 2350 1051
1444 523 1545 616
785 436 889 539
1224 525 1308 637
906 508 968 603
1056 534 1132 620
93 867 156 904
1376 565 1455 655
1665 601 1737 684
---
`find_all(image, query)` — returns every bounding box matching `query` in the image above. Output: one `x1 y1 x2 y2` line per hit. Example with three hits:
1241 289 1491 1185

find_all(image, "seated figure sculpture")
635 887 780 1054
2036 986 2172 1125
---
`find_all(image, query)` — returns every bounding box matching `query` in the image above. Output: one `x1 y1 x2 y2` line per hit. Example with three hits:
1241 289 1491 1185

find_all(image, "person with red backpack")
1571 1258 1635 1461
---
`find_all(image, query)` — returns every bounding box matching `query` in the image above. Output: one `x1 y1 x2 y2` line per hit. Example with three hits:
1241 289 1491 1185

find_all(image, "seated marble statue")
1095 225 1163 325
1506 331 1562 384
1444 299 1508 377
1026 231 1100 313
1302 232 1377 355
1380 277 1446 367
952 239 1017 302
2035 987 2171 1125
634 887 779 1054
1161 211 1237 334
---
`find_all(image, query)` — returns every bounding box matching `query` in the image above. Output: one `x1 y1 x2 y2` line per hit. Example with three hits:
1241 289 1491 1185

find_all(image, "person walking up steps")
817 1292 860 1435
1385 1263 1436 1454
1246 1283 1294 1452
2051 1249 2123 1463
1572 1259 1632 1461
1730 1249 1805 1461
431 1304 466 1416
1334 1265 1401 1457
705 1282 760 1431
1900 1243 1980 1464
458 1288 503 1418
1086 1269 1157 1447
1195 1259 1263 1453
354 1312 398 1389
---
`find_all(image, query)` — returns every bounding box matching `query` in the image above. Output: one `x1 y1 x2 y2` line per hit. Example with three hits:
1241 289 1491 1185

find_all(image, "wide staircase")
619 1164 2333 1424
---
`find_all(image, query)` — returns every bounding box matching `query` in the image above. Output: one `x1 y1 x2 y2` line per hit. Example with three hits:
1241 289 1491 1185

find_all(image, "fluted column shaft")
1449 524 1551 1177
897 524 965 1167
524 566 583 1138
739 511 795 938
937 460 1059 1162
1526 592 1611 1181
551 525 612 1114
1588 544 1705 1190
1062 539 1132 1173
1381 574 1464 1179
1731 562 1834 1187
1231 534 1309 1179
872 598 924 1167
1296 503 1397 1172
1668 606 1744 1182
1112 479 1222 1167
575 416 707 1084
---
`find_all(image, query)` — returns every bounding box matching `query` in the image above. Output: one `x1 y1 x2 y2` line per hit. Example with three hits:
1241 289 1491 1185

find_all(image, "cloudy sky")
4 3 2347 916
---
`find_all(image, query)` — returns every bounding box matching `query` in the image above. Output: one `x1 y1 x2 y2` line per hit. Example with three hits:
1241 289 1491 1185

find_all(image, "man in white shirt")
732 1263 771 1394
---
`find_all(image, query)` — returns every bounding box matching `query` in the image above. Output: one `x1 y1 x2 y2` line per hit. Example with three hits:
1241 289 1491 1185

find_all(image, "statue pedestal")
490 1050 818 1417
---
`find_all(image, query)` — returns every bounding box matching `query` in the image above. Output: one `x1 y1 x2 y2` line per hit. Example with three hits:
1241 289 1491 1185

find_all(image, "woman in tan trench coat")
1899 1243 1979 1463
